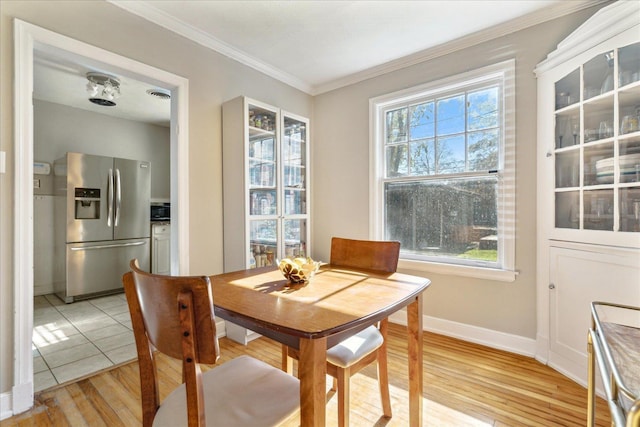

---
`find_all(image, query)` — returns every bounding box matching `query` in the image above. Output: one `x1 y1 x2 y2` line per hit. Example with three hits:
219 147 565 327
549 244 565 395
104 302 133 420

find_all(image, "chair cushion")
326 325 384 368
154 355 299 427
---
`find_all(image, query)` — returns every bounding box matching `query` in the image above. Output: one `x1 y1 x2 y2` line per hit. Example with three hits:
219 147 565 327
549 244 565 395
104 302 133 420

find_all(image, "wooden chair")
282 237 401 426
124 259 299 427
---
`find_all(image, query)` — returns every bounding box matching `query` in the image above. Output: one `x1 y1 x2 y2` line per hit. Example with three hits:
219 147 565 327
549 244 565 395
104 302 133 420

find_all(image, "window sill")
398 259 518 282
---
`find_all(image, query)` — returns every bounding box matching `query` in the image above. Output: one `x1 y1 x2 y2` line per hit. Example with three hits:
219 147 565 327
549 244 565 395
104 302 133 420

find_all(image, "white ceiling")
34 0 600 125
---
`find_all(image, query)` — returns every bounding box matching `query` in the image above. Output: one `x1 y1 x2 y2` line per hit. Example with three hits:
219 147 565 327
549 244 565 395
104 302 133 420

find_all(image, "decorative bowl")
278 257 321 284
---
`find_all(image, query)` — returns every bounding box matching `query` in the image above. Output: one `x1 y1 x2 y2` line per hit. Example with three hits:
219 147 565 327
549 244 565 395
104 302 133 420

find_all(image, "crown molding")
313 0 607 95
535 0 639 74
107 0 314 94
109 0 605 96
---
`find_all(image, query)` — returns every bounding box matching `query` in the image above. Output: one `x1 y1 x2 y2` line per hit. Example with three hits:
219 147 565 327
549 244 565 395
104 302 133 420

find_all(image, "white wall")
311 6 605 342
34 100 171 199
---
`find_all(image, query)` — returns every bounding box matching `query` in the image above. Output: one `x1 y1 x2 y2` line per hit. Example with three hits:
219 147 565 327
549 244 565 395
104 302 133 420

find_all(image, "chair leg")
331 377 337 392
281 344 293 373
377 345 392 418
337 367 350 427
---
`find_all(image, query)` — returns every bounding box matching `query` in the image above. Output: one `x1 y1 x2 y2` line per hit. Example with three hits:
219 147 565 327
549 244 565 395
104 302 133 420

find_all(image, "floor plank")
2 324 611 426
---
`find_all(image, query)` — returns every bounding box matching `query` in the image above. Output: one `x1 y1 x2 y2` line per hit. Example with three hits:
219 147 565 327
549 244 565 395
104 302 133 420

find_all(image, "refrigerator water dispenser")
74 187 100 219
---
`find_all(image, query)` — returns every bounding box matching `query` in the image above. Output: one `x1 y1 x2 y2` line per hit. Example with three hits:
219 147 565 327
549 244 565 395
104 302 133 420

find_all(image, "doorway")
12 19 190 414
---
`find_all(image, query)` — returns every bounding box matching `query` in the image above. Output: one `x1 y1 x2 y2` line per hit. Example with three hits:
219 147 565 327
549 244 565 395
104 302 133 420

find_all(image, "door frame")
12 19 190 413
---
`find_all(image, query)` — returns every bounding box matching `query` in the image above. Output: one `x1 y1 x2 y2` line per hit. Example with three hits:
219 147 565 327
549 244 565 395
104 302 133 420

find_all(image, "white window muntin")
370 60 516 281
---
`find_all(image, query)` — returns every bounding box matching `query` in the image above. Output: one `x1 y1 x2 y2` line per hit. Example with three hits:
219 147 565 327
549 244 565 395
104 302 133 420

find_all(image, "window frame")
369 60 517 282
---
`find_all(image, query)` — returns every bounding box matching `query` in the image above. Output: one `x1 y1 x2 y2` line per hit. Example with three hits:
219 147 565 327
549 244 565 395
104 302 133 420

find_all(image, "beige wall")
0 0 312 395
311 7 604 338
0 0 606 403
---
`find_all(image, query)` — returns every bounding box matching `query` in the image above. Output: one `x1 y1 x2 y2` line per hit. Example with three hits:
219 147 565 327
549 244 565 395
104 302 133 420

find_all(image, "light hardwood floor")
2 323 611 426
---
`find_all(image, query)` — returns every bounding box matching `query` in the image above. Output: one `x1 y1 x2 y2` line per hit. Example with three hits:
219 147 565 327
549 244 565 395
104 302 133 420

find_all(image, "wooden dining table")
210 265 431 427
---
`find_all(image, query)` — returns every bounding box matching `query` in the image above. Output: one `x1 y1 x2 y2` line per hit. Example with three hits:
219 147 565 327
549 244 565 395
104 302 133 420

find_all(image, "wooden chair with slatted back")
124 259 300 427
281 237 401 427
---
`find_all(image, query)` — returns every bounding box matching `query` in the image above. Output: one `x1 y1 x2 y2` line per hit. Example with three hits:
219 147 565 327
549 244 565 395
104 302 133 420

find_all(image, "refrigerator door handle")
107 168 114 227
115 168 122 227
69 241 147 251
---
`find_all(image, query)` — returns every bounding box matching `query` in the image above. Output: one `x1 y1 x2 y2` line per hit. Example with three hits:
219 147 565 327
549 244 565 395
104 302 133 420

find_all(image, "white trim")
389 311 537 358
11 19 190 416
369 60 516 280
0 392 12 420
535 1 640 75
108 0 313 94
399 259 518 282
108 0 600 96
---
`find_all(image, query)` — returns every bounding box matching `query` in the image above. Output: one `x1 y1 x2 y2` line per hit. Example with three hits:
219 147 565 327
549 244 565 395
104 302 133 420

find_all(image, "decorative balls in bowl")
278 257 321 284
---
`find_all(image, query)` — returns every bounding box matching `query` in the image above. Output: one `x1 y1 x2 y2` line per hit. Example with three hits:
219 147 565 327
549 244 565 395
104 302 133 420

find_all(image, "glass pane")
249 160 276 188
386 108 408 143
584 50 614 99
556 151 580 188
620 187 640 232
386 144 408 177
555 112 579 149
250 189 276 216
468 129 499 171
585 143 614 187
384 177 498 263
619 89 640 136
555 68 579 109
249 106 276 132
584 96 614 143
584 190 614 231
250 219 277 267
282 118 306 190
249 136 275 161
619 138 640 183
284 189 306 215
284 219 307 257
618 42 640 88
409 139 435 176
467 87 498 131
437 94 465 135
555 191 579 229
436 134 465 174
409 102 435 140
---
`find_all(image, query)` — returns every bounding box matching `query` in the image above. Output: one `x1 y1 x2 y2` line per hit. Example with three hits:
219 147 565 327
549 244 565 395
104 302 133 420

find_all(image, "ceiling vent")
146 89 171 100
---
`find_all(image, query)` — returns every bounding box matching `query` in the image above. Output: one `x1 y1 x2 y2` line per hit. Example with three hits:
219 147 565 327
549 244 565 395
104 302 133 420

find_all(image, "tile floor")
32 293 137 392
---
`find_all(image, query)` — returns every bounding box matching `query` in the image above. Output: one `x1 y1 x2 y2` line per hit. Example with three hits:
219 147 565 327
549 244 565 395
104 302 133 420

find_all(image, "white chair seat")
326 325 383 368
154 355 299 427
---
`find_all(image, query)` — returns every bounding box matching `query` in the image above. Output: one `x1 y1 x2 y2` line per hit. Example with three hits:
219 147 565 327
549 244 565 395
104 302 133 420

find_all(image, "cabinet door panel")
549 245 640 384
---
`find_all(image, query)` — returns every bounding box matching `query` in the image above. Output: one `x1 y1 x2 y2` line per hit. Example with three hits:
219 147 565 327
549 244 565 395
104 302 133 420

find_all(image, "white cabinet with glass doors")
535 1 640 388
222 97 310 342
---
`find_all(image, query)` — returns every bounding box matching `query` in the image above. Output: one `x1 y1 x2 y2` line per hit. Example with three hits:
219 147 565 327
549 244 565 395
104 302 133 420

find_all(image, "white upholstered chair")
282 237 401 426
124 259 299 427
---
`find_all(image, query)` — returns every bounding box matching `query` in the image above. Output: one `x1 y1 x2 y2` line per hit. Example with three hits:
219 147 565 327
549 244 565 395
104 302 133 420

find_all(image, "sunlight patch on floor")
33 323 71 348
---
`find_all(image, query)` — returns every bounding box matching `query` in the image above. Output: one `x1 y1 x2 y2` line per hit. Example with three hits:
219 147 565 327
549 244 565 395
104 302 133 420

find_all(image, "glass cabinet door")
281 114 309 258
554 41 640 234
248 103 278 267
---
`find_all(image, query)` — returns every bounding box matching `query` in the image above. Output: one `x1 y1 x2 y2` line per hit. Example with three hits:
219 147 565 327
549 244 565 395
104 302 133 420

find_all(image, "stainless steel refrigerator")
54 152 150 303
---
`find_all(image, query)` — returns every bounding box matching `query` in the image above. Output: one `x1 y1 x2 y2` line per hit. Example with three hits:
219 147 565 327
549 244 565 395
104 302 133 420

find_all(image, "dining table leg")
407 293 423 427
298 336 327 426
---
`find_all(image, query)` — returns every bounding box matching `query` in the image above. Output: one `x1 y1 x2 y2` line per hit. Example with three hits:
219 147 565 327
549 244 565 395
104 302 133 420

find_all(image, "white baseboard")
389 311 537 357
1 391 13 421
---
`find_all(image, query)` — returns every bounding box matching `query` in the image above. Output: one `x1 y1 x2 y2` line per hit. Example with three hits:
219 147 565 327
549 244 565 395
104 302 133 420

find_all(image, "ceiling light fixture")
86 72 121 107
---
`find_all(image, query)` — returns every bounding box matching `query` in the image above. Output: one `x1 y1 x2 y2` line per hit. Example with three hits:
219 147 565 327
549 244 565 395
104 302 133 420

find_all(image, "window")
370 60 516 281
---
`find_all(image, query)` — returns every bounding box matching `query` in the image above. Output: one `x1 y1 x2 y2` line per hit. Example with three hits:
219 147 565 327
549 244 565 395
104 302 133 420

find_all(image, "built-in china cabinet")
535 1 640 388
222 96 310 344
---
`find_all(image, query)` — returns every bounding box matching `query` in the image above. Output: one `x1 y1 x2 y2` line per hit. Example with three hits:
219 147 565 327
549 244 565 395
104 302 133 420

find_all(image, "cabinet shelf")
223 95 310 275
548 38 640 238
